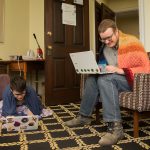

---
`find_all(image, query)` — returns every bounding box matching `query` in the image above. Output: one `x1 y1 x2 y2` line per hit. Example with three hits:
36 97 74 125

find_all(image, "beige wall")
0 0 29 60
117 12 139 38
106 0 138 12
0 0 5 43
0 0 44 60
29 0 44 57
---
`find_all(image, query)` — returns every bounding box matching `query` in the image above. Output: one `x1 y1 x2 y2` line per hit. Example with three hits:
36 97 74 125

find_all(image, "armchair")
119 73 150 138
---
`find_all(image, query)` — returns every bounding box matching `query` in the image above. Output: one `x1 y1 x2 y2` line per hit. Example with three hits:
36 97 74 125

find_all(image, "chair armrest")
119 73 150 112
132 73 150 111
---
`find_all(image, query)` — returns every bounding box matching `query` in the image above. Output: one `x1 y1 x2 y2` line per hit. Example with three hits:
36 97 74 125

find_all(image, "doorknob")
47 31 52 37
47 45 52 56
47 45 52 49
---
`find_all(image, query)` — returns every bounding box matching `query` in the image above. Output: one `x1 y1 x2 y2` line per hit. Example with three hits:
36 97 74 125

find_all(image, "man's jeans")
79 74 131 122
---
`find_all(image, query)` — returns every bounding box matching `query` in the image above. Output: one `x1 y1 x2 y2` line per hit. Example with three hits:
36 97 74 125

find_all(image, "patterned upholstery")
120 52 150 137
119 73 150 112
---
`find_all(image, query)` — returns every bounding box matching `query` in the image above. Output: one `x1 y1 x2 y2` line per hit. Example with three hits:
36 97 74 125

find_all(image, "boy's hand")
27 109 34 116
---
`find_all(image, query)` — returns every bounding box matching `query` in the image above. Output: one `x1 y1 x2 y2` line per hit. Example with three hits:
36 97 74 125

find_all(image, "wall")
106 0 138 12
0 0 29 60
0 0 5 43
116 11 139 38
0 0 44 60
29 0 44 58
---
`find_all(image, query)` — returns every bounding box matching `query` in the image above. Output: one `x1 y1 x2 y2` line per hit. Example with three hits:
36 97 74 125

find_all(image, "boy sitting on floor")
2 76 43 116
0 76 52 133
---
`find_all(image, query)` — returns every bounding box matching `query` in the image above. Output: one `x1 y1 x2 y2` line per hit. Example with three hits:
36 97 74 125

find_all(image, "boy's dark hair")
10 76 26 92
98 19 117 33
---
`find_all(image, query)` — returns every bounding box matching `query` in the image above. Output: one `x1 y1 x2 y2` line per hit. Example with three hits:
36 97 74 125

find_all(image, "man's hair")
10 76 26 92
98 19 117 33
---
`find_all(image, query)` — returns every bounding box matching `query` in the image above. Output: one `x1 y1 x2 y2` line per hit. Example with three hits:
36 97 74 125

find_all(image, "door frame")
138 0 145 46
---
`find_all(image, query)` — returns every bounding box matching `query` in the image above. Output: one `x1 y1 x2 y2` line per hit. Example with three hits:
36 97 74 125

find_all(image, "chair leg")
133 111 139 138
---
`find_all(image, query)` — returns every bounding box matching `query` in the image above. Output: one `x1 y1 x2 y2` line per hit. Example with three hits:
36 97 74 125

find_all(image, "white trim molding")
138 0 145 46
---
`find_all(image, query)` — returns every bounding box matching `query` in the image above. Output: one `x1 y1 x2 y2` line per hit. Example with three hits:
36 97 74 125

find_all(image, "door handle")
47 45 52 49
47 31 52 37
47 45 52 56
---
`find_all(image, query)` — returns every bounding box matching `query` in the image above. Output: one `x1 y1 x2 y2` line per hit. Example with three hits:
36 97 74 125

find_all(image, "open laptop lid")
6 115 39 132
69 51 112 74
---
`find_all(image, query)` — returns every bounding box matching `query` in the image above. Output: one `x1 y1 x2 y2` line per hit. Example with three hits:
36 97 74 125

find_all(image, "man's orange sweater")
118 31 150 87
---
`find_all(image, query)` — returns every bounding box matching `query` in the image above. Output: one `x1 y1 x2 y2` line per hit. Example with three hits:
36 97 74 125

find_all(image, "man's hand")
106 65 124 74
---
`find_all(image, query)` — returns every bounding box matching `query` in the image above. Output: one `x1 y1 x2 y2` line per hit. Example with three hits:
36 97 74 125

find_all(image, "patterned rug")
0 103 150 150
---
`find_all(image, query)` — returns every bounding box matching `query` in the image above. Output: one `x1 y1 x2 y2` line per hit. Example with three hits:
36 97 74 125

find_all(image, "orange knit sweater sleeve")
118 31 150 87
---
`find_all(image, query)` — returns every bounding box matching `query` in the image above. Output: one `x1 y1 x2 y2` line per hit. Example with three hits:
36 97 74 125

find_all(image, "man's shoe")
99 122 124 146
65 115 92 127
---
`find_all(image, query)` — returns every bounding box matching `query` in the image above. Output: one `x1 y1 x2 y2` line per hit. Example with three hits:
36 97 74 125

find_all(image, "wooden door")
45 0 89 105
95 2 115 59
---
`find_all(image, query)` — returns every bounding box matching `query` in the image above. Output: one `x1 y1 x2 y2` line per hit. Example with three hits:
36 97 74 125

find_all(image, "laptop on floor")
6 115 39 132
69 51 113 74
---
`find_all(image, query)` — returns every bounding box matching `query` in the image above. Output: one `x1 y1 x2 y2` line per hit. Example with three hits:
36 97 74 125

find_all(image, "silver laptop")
69 51 112 74
6 115 39 131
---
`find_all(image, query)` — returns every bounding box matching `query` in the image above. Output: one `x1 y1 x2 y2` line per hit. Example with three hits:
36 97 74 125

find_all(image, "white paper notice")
62 3 76 26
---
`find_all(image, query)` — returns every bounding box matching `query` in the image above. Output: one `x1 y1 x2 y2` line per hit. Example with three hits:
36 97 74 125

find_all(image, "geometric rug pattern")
0 103 150 150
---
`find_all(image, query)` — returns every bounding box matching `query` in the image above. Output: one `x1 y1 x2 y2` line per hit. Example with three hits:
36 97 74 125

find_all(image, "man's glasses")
99 32 114 43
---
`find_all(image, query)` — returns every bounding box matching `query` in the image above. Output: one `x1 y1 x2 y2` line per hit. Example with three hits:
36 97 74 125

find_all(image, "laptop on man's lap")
69 51 112 74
